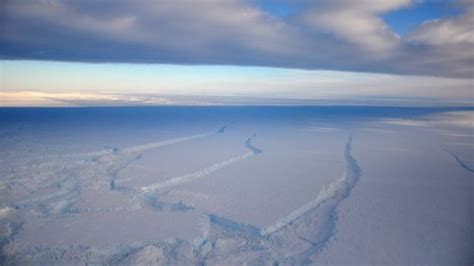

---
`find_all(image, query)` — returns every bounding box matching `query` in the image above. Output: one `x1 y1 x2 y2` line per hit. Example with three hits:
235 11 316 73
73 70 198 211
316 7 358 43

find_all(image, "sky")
0 0 473 106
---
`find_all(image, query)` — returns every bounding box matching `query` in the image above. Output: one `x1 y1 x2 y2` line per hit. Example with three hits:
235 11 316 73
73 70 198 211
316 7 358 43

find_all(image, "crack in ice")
141 134 262 193
262 136 360 237
448 151 474 174
52 125 231 160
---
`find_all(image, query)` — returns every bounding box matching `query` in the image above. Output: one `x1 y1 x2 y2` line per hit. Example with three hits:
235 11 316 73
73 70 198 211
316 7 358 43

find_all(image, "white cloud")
408 0 474 46
298 0 412 55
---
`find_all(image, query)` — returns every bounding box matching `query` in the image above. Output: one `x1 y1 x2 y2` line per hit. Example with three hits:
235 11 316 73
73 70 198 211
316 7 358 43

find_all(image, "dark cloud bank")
1 0 473 78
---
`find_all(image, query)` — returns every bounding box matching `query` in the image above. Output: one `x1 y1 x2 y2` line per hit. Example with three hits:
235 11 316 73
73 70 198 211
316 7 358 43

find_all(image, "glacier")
0 106 473 265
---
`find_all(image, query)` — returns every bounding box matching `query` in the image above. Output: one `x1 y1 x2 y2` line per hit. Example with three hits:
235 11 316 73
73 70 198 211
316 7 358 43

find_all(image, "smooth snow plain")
0 107 472 265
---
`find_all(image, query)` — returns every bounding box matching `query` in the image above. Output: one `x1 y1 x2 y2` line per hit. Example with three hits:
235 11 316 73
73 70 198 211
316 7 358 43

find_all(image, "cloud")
1 0 299 63
0 0 473 78
408 0 474 46
402 0 474 77
297 0 412 55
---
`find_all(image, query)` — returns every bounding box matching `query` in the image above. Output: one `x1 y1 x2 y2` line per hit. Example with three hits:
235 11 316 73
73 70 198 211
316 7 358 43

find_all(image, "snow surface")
0 107 472 265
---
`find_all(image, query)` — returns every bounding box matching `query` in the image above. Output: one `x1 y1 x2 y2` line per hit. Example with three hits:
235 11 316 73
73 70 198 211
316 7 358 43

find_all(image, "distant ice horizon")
1 91 473 108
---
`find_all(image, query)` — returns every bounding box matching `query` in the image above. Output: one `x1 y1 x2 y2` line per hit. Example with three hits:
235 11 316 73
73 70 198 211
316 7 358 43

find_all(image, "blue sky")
383 0 462 35
0 0 473 106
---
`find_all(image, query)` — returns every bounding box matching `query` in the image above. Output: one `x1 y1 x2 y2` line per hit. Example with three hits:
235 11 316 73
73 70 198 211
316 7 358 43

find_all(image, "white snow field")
0 107 472 265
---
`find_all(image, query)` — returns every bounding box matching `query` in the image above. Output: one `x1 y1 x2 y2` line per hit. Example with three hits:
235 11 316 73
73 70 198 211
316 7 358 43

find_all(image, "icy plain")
0 107 472 265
